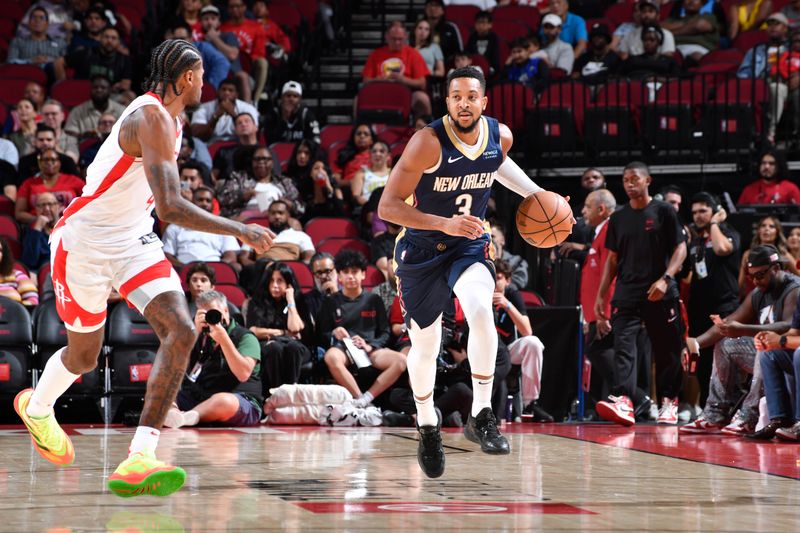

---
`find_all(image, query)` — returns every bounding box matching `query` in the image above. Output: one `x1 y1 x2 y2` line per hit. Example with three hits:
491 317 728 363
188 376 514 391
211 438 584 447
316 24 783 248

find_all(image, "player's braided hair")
142 39 202 99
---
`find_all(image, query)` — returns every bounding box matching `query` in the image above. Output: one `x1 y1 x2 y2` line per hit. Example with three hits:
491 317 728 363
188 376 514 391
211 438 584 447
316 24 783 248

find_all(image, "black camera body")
205 309 222 325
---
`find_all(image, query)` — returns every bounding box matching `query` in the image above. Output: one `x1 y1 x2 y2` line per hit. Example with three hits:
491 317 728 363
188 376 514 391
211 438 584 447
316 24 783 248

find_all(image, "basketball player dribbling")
13 39 274 497
378 67 573 478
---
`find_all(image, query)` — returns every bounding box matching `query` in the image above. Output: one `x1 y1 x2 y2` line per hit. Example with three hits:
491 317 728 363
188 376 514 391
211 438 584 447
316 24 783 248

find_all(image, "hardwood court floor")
0 422 799 532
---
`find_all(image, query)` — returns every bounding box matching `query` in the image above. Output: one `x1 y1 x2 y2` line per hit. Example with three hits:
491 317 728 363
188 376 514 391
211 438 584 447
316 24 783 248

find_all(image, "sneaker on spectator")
720 411 755 436
677 402 694 422
596 395 635 426
656 397 679 424
648 402 659 421
775 421 800 441
678 416 723 434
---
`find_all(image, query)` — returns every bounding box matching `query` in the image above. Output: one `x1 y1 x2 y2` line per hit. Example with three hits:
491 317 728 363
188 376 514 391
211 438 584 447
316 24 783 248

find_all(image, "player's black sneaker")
417 410 445 478
464 407 511 454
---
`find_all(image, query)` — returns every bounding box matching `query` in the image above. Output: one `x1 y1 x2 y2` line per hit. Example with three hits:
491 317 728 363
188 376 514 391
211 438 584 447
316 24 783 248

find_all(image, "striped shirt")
0 269 39 306
7 35 67 64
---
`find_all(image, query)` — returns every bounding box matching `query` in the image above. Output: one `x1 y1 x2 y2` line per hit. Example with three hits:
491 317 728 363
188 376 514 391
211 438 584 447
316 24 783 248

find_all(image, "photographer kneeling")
164 290 264 428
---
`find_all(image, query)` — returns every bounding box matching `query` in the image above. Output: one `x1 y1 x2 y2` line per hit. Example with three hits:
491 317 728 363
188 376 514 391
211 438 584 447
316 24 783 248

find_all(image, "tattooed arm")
119 105 273 253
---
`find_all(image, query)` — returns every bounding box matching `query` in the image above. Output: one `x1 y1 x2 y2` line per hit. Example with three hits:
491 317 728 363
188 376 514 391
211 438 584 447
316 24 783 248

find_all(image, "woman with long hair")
244 262 312 397
216 145 305 221
0 237 38 306
351 141 392 235
738 215 799 298
333 123 377 184
787 226 800 262
412 19 445 76
8 99 40 156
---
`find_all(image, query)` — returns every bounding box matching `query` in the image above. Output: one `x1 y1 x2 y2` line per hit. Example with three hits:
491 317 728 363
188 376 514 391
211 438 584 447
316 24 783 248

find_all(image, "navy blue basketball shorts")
394 233 496 329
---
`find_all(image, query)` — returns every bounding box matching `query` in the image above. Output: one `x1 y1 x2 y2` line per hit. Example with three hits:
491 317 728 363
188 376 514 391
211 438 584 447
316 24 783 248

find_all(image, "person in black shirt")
164 290 264 428
422 0 463 60
318 249 407 408
263 81 321 146
687 192 740 404
465 11 502 76
494 259 553 422
572 23 622 85
595 161 688 426
58 26 133 94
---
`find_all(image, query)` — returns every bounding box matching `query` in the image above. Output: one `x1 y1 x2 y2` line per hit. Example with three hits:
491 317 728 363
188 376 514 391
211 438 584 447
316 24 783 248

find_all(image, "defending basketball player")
378 67 573 478
13 40 274 497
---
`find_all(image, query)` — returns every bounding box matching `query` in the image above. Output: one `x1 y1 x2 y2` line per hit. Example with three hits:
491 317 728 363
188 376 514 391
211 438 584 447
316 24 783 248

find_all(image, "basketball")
515 191 573 248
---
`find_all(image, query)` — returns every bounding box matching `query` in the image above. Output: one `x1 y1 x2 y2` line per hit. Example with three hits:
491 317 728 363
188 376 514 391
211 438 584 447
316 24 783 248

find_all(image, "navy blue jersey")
406 115 503 244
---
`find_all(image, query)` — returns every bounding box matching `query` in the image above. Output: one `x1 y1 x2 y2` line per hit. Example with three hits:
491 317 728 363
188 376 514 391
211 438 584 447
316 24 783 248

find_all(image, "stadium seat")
703 78 770 151
178 261 238 292
327 140 346 172
491 20 531 42
201 82 217 103
269 2 302 33
0 2 25 23
642 78 709 152
698 48 744 66
106 304 158 395
0 64 47 86
4 237 21 259
604 2 634 26
117 5 144 32
363 265 386 288
38 264 51 291
520 290 545 308
390 142 406 163
208 140 237 158
529 82 589 154
320 124 352 150
469 53 491 78
732 30 769 53
0 215 19 240
485 82 535 134
269 141 295 171
377 126 413 146
274 0 318 27
356 81 412 126
305 217 359 244
0 79 30 106
36 299 103 396
243 216 270 228
51 79 93 108
445 5 480 27
492 5 541 32
317 237 371 258
0 296 33 396
215 283 247 308
584 80 645 154
284 260 314 289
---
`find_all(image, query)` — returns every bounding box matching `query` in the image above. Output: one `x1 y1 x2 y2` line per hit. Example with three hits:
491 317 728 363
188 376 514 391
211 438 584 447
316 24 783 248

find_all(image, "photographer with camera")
164 290 263 428
686 193 740 405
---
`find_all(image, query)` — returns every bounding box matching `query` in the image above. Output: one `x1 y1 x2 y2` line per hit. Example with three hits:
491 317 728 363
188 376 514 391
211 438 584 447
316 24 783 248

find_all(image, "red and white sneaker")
678 416 723 434
656 397 679 424
720 411 755 436
596 395 635 426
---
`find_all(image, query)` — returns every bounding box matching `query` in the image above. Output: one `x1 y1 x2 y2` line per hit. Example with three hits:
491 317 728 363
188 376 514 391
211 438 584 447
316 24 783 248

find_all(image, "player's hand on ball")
445 214 485 240
241 224 275 254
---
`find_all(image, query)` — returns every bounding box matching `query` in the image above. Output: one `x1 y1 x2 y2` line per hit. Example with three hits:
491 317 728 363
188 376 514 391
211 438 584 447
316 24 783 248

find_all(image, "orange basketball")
516 191 573 248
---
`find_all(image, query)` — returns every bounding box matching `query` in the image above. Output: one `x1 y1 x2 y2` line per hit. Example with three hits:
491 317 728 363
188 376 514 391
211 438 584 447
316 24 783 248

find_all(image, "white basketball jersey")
54 92 182 258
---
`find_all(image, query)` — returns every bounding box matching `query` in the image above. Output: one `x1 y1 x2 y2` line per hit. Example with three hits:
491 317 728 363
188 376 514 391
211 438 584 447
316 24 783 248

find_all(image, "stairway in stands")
305 0 426 126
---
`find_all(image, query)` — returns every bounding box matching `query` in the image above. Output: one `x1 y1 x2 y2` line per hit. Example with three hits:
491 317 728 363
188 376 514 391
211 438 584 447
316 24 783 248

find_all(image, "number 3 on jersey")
455 193 472 216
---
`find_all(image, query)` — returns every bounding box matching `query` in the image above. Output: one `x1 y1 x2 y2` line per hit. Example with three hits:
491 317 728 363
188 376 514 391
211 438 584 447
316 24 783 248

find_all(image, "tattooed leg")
140 291 197 428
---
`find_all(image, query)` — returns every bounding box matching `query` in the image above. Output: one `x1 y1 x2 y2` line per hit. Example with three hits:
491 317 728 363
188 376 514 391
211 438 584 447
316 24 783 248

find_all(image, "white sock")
27 348 80 418
407 317 442 427
129 426 160 456
183 410 200 426
452 264 498 418
471 376 494 417
358 391 374 405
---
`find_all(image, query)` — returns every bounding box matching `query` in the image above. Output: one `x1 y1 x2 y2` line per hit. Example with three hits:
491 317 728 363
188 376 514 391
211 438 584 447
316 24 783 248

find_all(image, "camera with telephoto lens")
202 309 223 332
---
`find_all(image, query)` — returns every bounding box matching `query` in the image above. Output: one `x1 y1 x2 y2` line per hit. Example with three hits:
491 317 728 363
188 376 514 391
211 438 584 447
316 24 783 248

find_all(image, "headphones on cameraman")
694 192 722 214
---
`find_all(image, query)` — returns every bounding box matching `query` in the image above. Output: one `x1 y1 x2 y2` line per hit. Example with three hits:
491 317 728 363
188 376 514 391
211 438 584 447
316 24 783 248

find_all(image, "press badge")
187 362 203 382
695 257 708 279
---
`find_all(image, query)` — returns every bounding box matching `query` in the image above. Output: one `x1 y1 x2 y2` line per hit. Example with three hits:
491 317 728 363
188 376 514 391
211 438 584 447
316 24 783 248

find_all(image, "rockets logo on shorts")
54 279 72 307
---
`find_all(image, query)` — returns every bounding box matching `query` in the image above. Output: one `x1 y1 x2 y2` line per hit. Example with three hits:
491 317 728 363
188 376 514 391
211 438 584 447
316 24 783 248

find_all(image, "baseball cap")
638 0 660 8
590 23 612 41
425 0 445 6
200 5 220 17
542 13 562 27
767 12 790 25
282 81 303 96
747 244 785 267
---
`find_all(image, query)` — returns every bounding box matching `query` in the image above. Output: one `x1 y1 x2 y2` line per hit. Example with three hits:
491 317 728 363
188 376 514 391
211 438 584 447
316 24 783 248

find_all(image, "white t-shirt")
191 99 259 143
619 26 676 57
162 224 240 263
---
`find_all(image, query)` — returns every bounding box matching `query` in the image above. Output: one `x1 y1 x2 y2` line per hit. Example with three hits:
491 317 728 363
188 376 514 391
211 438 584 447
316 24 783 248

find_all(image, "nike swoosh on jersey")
448 155 464 163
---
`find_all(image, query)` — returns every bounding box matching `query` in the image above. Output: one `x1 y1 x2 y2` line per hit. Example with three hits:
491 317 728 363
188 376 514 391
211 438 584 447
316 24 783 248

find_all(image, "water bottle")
505 395 514 423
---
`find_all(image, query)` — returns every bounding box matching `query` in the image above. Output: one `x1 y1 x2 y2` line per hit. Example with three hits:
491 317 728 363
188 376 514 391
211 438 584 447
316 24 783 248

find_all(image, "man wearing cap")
680 244 800 436
572 23 622 83
542 13 575 72
264 81 321 145
363 21 432 118
546 0 588 57
618 0 676 59
737 13 791 139
199 5 241 76
422 0 463 60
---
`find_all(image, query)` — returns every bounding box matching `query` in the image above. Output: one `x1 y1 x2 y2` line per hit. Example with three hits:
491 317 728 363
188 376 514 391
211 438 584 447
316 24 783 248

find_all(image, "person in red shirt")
252 0 292 56
737 149 800 205
15 148 85 226
221 0 268 104
362 21 432 117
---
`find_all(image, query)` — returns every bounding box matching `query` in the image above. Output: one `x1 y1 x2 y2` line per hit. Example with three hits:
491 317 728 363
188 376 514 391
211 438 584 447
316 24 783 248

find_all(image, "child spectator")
465 11 502 76
504 37 549 91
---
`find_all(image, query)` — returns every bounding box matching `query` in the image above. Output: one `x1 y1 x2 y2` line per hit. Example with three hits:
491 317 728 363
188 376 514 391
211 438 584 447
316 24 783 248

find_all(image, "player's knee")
170 319 197 353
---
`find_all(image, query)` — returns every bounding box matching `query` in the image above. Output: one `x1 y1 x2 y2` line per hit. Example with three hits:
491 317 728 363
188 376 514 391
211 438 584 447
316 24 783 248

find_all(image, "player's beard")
450 113 479 134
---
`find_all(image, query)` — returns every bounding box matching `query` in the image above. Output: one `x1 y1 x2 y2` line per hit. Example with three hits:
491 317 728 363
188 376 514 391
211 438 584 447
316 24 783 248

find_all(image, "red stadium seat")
0 195 13 217
520 290 545 308
733 30 769 53
0 216 19 240
304 217 359 244
485 82 535 134
0 64 47 86
532 81 591 153
604 2 634 26
356 82 412 126
493 5 541 32
272 0 318 26
491 20 531 42
699 48 744 65
317 238 371 258
4 236 21 259
390 142 406 164
178 261 238 290
208 140 237 159
320 125 352 150
469 54 491 78
643 79 706 153
51 79 92 108
215 283 247 307
584 80 645 153
38 264 51 290
269 2 302 32
703 78 770 150
243 216 270 228
0 2 26 23
201 83 217 103
0 79 30 106
378 126 413 146
269 141 295 171
13 261 28 276
446 5 480 27
328 140 346 172
0 18 14 38
284 260 314 289
363 265 386 288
